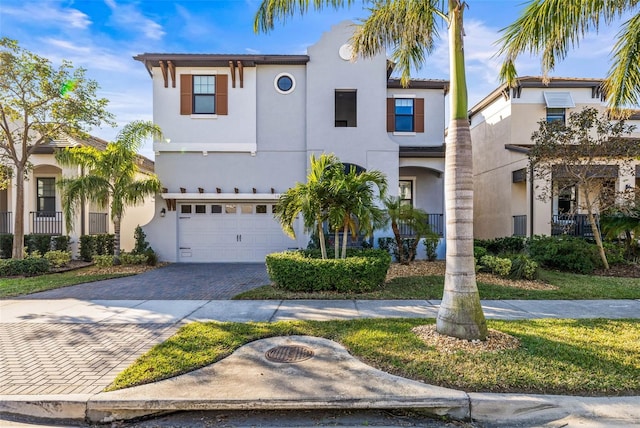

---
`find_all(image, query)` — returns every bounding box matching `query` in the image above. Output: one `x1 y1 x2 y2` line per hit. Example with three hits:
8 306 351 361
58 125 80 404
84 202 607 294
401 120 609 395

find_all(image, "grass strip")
108 318 640 395
234 270 640 300
0 269 134 298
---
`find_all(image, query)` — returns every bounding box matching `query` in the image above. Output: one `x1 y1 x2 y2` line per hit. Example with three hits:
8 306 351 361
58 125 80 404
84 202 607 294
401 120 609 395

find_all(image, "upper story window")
274 73 296 94
395 99 414 132
37 177 55 216
546 108 566 124
193 75 215 114
387 97 424 133
399 180 413 206
335 90 357 127
180 73 228 116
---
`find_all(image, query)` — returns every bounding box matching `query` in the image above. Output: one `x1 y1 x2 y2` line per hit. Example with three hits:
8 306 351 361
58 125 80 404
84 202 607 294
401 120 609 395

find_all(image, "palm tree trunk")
113 214 121 265
341 222 349 259
12 165 25 259
317 220 327 260
436 0 487 341
391 220 405 264
334 227 339 259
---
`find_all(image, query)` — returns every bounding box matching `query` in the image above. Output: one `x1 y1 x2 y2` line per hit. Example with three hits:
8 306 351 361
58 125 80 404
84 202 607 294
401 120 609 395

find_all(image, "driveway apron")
18 263 270 300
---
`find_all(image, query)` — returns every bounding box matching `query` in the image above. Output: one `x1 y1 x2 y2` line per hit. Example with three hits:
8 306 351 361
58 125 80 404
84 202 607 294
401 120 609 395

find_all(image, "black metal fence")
551 214 598 238
0 212 11 234
89 212 108 235
29 211 63 235
512 215 527 237
398 213 444 237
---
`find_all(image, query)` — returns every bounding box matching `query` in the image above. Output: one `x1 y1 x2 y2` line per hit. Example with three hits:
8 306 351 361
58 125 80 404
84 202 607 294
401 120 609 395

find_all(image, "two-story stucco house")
469 76 640 239
135 21 449 263
0 134 155 257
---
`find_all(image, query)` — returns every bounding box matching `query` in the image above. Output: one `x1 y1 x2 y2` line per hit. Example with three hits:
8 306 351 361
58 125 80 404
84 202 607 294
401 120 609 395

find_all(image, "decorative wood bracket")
229 60 236 88
237 61 244 88
159 61 168 88
168 60 176 88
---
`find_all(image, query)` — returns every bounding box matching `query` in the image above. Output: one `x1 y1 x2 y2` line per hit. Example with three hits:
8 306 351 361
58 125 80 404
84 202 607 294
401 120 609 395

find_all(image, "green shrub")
266 249 391 293
133 226 150 254
423 236 438 261
95 234 115 256
479 255 512 277
527 235 599 274
79 235 96 262
52 236 71 252
603 242 626 266
509 254 539 280
44 250 72 268
475 236 526 255
144 248 158 266
24 234 52 255
120 252 148 265
0 257 50 277
93 255 115 268
474 246 488 261
0 234 13 259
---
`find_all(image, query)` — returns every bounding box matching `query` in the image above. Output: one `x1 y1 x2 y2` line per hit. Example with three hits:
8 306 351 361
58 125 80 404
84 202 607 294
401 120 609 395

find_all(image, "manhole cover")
265 345 314 363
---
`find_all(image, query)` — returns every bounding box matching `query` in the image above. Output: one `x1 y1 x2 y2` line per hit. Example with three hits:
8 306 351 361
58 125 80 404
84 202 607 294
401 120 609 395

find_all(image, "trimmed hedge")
527 235 600 274
0 257 50 277
266 249 391 293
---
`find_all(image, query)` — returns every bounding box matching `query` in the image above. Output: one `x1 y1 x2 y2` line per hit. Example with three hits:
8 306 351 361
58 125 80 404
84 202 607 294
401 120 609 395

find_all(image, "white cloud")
245 48 261 54
2 2 91 30
104 0 165 41
40 38 134 73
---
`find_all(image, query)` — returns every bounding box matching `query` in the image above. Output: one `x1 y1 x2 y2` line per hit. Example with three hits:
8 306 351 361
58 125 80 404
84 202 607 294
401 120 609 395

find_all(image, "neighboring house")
135 21 449 263
0 134 156 256
469 76 640 239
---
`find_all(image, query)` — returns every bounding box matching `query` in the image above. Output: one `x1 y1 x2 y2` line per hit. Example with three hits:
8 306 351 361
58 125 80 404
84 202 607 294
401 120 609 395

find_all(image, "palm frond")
604 12 640 109
115 121 162 153
351 0 443 87
254 0 355 33
58 175 110 231
54 145 100 169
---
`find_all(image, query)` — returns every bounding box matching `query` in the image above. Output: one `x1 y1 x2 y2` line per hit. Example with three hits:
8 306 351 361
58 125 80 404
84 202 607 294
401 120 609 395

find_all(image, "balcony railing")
513 215 527 237
0 212 11 234
398 213 444 237
551 214 598 238
29 211 63 235
89 212 108 235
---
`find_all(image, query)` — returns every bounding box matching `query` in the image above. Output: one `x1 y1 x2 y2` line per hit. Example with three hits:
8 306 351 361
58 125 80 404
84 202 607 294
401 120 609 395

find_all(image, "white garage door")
177 202 299 262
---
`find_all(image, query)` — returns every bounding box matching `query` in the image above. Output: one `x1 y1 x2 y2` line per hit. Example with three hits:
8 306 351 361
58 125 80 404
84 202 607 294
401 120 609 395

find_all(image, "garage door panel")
178 203 298 262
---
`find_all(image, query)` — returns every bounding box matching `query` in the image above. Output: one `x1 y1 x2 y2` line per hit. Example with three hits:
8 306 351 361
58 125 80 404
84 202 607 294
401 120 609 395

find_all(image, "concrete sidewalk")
1 299 639 426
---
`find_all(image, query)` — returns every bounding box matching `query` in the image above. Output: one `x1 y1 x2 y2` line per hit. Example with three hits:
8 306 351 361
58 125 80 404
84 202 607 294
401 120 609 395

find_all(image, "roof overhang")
399 145 445 158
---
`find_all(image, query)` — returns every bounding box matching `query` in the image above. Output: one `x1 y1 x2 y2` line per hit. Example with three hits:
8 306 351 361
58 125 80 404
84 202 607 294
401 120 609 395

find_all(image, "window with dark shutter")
180 74 228 116
387 98 424 133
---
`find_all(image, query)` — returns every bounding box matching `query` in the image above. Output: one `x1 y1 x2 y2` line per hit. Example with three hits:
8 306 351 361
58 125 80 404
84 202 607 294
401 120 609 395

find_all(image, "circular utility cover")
338 43 353 61
265 345 314 363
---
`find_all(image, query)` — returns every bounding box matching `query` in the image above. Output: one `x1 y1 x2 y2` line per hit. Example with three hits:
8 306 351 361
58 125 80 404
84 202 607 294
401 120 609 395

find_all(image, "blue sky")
1 0 624 159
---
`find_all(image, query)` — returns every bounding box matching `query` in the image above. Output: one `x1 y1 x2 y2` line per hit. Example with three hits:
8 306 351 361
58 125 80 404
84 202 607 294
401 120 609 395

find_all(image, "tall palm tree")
498 0 640 111
274 153 344 259
55 121 162 262
256 0 488 340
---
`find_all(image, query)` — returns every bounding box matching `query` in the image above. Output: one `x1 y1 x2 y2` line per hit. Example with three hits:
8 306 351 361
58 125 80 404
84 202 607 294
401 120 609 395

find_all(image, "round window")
274 73 296 94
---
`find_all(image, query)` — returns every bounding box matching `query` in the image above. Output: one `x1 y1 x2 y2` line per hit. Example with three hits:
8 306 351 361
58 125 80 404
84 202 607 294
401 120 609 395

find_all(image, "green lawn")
234 269 640 300
108 318 640 395
0 268 135 298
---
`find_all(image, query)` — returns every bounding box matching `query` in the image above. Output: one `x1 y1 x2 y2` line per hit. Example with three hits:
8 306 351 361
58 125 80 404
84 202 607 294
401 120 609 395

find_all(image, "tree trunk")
391 220 406 264
436 1 487 341
584 193 609 270
12 165 25 259
334 227 339 259
341 222 349 259
113 214 121 265
317 220 327 260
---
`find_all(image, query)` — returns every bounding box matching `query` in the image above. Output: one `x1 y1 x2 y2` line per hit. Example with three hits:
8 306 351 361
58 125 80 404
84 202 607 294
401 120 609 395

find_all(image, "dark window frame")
36 177 56 217
546 108 566 124
335 90 357 127
394 98 415 132
399 180 413 207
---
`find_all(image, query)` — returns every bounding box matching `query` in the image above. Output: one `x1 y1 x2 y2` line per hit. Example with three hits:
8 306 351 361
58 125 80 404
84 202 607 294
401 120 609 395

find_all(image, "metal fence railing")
398 213 444 237
29 211 62 235
513 215 527 237
0 212 11 234
551 214 598 238
89 212 108 235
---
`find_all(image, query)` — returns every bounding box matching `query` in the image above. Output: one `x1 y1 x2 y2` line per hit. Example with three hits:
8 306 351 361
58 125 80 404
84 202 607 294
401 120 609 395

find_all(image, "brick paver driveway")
19 263 271 300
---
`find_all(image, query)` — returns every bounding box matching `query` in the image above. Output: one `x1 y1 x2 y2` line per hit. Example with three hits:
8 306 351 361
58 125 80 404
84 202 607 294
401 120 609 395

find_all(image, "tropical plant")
55 121 162 263
0 38 112 259
498 0 640 111
329 165 387 259
382 196 436 264
255 0 487 340
274 153 343 260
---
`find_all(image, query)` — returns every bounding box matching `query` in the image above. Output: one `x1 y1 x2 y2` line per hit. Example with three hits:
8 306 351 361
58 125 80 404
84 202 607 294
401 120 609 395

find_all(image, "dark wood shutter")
415 98 424 133
180 74 192 115
386 98 395 132
216 74 228 115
